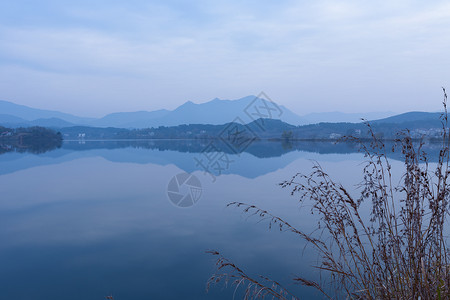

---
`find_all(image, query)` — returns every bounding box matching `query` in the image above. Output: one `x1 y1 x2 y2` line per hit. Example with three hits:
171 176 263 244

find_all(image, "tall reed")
208 88 450 299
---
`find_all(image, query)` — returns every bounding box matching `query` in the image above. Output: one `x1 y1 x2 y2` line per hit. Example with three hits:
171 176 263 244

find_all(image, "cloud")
0 0 450 115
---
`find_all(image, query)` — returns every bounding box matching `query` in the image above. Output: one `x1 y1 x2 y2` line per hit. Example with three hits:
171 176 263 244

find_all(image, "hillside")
0 126 63 154
59 116 445 141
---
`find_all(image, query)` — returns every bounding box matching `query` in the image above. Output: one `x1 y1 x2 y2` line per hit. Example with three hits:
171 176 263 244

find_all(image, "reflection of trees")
0 139 63 155
281 139 293 150
61 139 444 162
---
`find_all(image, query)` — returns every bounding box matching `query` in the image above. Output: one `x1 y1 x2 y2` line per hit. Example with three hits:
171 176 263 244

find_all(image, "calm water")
0 140 410 299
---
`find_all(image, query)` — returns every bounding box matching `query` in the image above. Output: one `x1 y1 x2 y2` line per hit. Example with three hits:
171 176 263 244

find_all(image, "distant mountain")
0 96 306 128
60 118 298 140
28 118 75 128
92 96 305 128
371 112 441 124
303 111 395 124
59 115 446 142
0 98 442 130
0 100 93 125
0 114 75 128
0 113 74 128
145 95 305 127
102 100 398 127
0 114 28 125
91 109 170 128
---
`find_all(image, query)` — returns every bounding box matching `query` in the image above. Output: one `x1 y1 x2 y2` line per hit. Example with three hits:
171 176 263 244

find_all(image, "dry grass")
208 88 450 299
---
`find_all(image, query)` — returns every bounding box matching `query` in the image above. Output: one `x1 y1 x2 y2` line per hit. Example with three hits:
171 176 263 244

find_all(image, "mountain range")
0 96 440 129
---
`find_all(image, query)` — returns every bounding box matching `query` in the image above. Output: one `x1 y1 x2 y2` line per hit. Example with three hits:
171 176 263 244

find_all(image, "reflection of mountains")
62 139 443 161
62 139 363 157
0 140 443 178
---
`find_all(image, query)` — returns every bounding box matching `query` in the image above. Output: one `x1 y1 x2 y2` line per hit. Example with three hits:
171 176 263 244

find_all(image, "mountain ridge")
0 96 306 128
0 100 94 125
0 97 438 129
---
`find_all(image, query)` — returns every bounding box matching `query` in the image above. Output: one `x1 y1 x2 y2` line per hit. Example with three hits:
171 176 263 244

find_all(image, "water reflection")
0 140 427 299
0 139 62 155
60 139 443 160
0 139 442 178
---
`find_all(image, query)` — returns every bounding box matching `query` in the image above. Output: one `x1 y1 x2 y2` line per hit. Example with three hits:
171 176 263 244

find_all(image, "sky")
1 0 450 117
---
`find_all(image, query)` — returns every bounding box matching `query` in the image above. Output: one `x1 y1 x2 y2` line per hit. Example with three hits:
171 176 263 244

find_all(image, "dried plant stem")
208 89 450 299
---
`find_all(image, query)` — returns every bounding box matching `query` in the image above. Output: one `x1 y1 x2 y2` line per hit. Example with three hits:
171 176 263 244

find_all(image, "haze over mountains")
0 96 438 129
0 96 307 128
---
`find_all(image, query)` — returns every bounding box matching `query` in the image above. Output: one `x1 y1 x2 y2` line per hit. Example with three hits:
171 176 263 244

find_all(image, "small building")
329 133 342 139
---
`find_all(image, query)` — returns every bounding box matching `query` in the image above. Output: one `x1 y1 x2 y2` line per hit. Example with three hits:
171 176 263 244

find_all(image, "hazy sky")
1 0 450 117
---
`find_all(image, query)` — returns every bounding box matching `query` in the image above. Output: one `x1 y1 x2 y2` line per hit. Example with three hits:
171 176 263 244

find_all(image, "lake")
0 139 416 299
